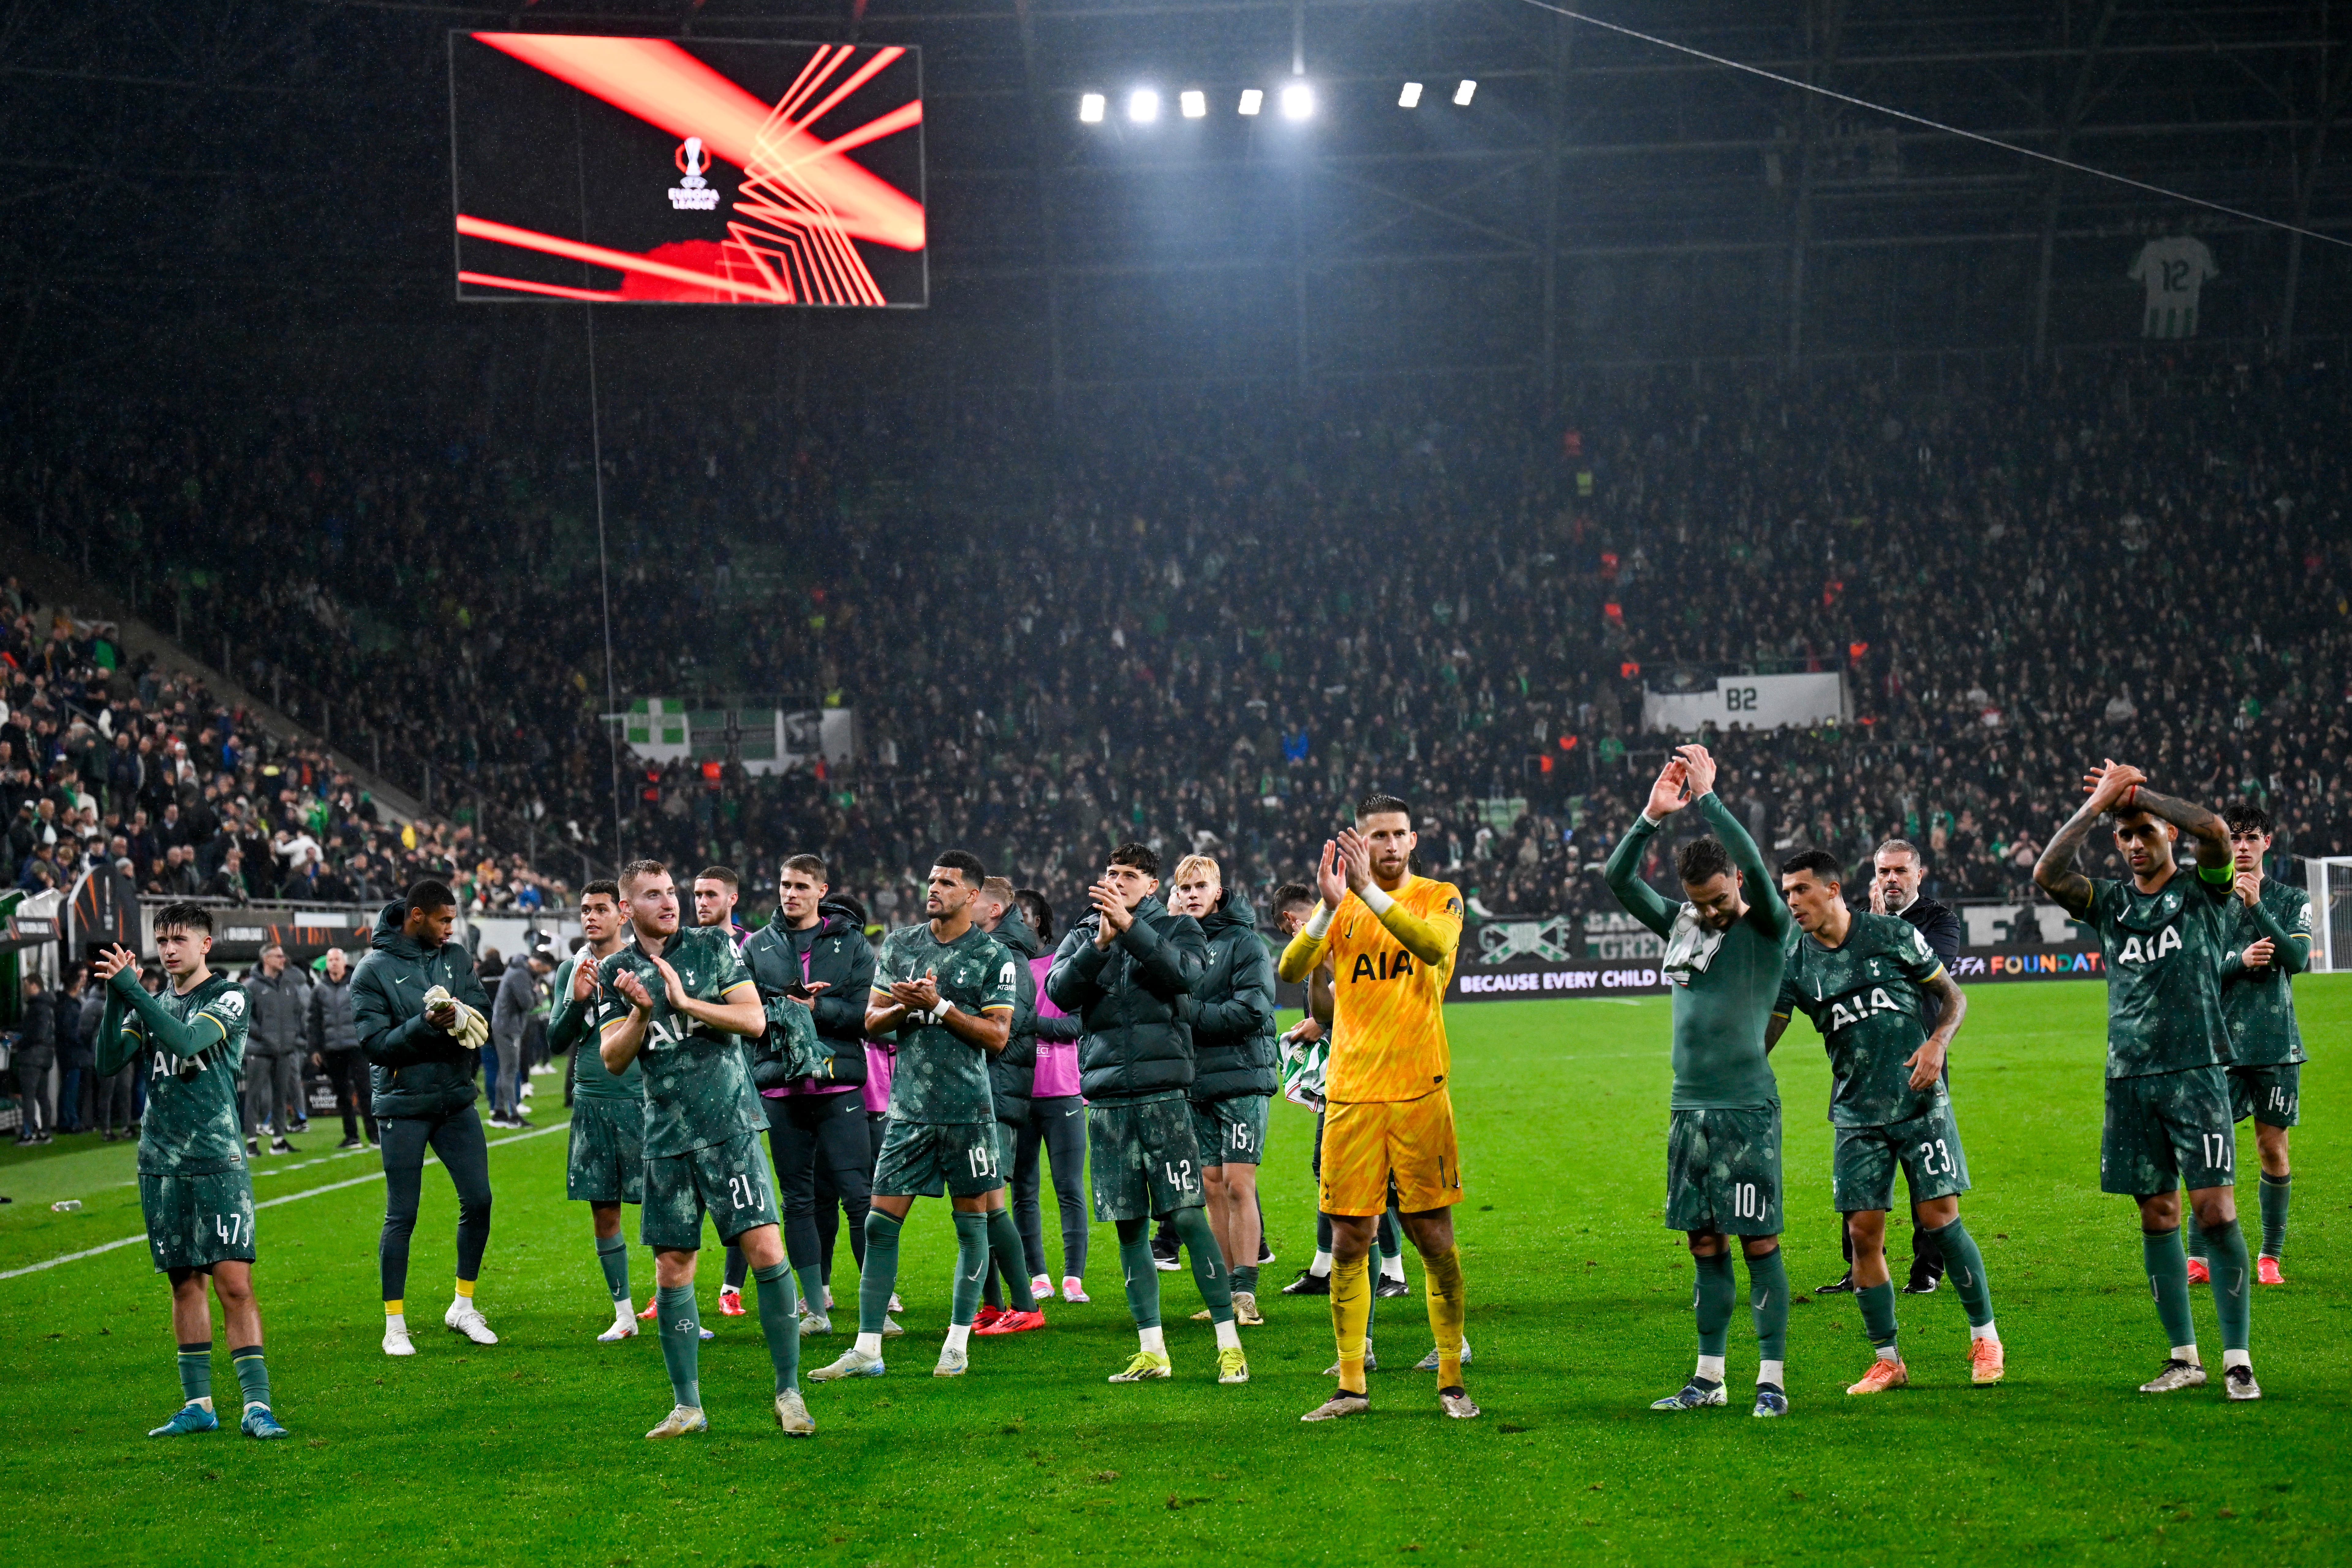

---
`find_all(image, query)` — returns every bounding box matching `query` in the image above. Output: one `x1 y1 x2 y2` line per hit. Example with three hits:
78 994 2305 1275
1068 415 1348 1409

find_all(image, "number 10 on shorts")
1733 1182 1764 1220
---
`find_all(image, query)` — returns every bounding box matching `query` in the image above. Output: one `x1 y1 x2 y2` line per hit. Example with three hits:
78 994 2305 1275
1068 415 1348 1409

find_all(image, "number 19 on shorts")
968 1143 999 1179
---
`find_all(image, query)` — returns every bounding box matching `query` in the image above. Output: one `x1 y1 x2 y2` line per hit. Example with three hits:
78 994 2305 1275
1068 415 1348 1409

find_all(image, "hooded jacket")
242 966 310 1060
307 970 360 1056
1182 890 1279 1102
1045 894 1206 1102
740 895 876 1088
352 900 492 1119
986 906 1082 1123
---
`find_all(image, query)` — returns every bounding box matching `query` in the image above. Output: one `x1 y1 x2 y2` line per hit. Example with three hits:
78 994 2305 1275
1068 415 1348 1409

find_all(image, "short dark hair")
154 900 214 936
933 849 986 888
580 878 621 905
2222 803 2273 837
781 853 828 883
1779 849 1843 886
696 865 740 891
406 878 456 913
1107 842 1159 876
1676 838 1736 885
1271 881 1317 914
1356 792 1412 823
1875 838 1925 868
619 858 668 891
1014 888 1054 943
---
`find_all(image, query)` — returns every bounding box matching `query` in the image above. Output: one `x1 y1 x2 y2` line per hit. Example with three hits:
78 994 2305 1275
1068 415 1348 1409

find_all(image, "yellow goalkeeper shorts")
1318 1089 1462 1216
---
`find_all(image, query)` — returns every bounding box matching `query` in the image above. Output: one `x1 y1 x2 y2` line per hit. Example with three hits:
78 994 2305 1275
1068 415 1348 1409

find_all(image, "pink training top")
861 1040 895 1114
1029 952 1082 1099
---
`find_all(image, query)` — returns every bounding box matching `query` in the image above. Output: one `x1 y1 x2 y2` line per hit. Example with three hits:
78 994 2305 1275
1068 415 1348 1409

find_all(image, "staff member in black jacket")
973 876 1079 1323
1819 838 1966 1297
739 854 877 1334
1170 856 1278 1327
308 947 373 1148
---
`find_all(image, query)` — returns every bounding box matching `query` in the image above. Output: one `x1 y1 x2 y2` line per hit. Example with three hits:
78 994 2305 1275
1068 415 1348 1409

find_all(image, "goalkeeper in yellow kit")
1278 793 1478 1423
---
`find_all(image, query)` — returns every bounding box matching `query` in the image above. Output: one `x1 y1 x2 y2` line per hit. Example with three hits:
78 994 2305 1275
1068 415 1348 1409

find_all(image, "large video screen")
449 33 925 308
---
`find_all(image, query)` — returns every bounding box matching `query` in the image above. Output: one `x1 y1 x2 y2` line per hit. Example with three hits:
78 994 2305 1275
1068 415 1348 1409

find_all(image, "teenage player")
92 904 287 1439
2033 761 2258 1400
1604 748 1794 1419
810 852 1028 1383
353 880 499 1356
1278 795 1475 1423
2186 805 2312 1286
549 880 644 1341
1048 844 1245 1386
1770 851 2004 1391
1169 855 1277 1326
596 860 812 1438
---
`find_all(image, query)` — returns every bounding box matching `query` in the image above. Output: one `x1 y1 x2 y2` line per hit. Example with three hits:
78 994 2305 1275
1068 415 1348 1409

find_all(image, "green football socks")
1693 1249 1735 1357
1746 1246 1790 1361
2259 1173 2290 1260
950 1211 990 1327
795 1263 827 1317
596 1234 631 1303
2142 1227 2196 1352
1233 1262 1259 1296
229 1345 270 1413
751 1262 802 1393
176 1342 213 1408
1170 1206 1234 1324
1116 1220 1161 1329
985 1208 1037 1312
1929 1218 1997 1328
655 1284 702 1408
2184 1214 2207 1263
858 1210 904 1338
2199 1217 2252 1353
1857 1280 1899 1352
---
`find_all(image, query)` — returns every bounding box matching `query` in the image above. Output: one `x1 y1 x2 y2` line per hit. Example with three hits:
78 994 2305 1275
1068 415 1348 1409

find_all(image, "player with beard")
1605 748 1795 1419
597 860 812 1438
548 880 650 1342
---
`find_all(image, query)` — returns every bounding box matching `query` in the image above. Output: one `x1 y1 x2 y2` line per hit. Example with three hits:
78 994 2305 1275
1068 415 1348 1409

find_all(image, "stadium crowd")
4 350 2346 932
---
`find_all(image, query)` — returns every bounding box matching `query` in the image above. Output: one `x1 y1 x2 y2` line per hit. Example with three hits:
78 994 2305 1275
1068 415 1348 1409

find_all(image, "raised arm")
97 962 217 1060
1688 761 1787 940
93 988 138 1077
2235 880 2313 976
1604 756 1696 940
2032 763 2131 918
2125 779 2229 870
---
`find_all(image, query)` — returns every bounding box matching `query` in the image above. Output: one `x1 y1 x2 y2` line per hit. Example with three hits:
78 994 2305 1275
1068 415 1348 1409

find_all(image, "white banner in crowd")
1642 671 1846 734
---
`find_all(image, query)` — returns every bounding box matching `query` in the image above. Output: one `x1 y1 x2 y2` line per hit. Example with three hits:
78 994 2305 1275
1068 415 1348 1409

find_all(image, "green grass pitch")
3 977 2348 1565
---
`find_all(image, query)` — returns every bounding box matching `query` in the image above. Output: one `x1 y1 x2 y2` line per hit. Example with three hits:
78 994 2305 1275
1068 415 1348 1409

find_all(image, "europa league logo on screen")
668 136 720 211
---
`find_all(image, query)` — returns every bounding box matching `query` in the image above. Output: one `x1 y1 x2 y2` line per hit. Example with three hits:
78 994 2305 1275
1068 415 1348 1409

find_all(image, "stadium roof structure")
5 1 2349 405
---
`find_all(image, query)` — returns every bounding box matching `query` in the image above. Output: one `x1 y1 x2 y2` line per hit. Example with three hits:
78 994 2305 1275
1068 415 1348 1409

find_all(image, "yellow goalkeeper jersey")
1316 876 1463 1104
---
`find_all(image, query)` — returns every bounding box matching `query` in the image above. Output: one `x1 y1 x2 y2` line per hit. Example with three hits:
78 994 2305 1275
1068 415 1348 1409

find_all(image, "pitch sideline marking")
0 1120 570 1282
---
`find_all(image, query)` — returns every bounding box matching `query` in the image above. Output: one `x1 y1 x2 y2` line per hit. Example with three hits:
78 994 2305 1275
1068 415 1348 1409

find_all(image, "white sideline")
0 1120 569 1282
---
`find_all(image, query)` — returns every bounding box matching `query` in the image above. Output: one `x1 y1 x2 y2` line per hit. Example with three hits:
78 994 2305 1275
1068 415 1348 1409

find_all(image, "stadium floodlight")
1238 88 1263 116
1280 81 1314 120
1453 79 1477 106
1129 88 1160 123
1180 89 1206 119
1080 93 1105 123
1399 81 1424 108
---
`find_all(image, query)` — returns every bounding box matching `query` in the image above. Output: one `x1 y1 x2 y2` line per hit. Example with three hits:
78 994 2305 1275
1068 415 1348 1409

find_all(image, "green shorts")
1088 1092 1206 1222
1832 1098 1970 1213
2101 1067 2235 1197
1192 1094 1269 1168
873 1116 1004 1199
566 1095 645 1205
1664 1105 1783 1236
641 1130 780 1251
2229 1062 2301 1129
139 1169 256 1274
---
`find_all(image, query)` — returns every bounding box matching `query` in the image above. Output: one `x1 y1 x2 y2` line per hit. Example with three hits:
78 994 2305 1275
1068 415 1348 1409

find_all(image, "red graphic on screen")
457 34 922 306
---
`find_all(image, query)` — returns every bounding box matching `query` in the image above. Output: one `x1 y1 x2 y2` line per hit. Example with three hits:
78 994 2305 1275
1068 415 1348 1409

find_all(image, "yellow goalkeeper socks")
1331 1256 1372 1395
1422 1244 1468 1387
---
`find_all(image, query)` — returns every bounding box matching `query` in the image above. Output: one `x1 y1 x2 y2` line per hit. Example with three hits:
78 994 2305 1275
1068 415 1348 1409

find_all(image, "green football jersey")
596 925 761 1157
2085 866 2235 1079
2218 879 2312 1067
556 953 642 1102
872 922 1017 1125
123 973 250 1176
1775 913 1948 1128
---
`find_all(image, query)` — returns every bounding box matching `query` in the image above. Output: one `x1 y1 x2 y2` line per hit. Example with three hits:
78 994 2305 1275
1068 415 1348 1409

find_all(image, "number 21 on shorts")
728 1173 757 1210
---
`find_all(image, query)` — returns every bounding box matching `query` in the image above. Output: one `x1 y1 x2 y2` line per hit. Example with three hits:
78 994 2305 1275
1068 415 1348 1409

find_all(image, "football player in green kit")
92 903 288 1439
1770 851 2004 1392
597 860 812 1438
549 879 649 1342
1604 745 1795 1419
2034 761 2259 1400
809 850 1026 1384
2185 804 2312 1287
